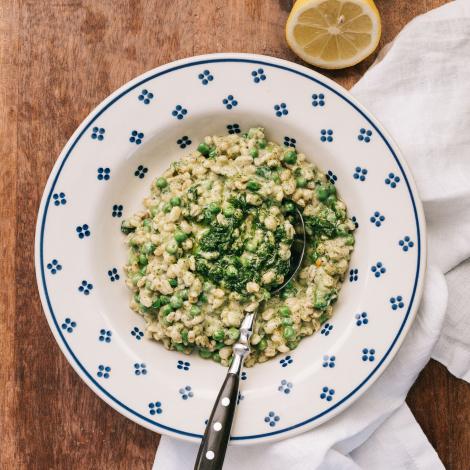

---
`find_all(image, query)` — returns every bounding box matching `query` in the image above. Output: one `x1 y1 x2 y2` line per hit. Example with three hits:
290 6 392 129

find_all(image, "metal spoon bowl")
194 208 306 470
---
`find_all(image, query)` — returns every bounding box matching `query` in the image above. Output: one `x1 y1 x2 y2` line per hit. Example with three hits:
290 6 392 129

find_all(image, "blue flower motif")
112 204 123 217
130 130 144 144
134 363 148 376
177 136 192 149
131 326 144 340
78 280 93 295
355 312 368 326
264 411 280 427
371 261 386 278
390 296 405 310
148 401 163 415
399 236 414 252
351 216 359 228
370 211 385 227
241 371 248 381
52 192 66 206
179 385 193 400
198 70 214 85
251 68 267 83
97 364 111 378
76 224 91 239
172 105 188 120
320 129 333 142
134 165 148 179
361 348 376 362
280 355 293 367
320 386 335 401
284 136 296 148
312 93 325 107
91 127 105 141
349 268 359 282
227 123 241 134
278 379 293 394
61 318 77 333
138 89 154 104
177 360 190 371
47 259 62 274
353 166 368 181
107 267 120 281
99 329 112 343
223 95 238 110
237 391 245 405
385 172 400 188
326 170 337 184
322 354 336 368
321 323 333 336
274 102 288 117
97 167 111 181
358 128 372 142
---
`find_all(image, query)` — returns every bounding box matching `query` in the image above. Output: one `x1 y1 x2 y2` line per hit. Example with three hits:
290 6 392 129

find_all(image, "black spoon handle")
193 372 240 470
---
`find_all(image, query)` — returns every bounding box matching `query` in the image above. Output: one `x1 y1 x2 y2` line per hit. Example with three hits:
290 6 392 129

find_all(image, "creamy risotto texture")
121 128 355 366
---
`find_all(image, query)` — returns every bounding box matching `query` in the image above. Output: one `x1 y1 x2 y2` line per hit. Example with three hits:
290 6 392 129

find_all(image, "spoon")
194 208 306 470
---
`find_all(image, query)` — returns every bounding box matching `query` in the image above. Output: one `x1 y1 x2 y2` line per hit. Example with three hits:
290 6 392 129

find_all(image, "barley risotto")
121 128 355 366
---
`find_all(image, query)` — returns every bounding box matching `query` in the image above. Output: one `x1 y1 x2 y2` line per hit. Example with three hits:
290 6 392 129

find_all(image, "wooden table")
2 0 469 468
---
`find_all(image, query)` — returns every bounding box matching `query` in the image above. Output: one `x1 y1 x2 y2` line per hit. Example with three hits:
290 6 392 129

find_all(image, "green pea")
199 293 208 303
155 177 168 189
161 304 173 316
169 278 178 288
152 298 161 309
150 207 158 217
132 273 142 285
208 148 218 158
180 289 189 300
174 230 188 243
326 194 337 206
228 328 240 340
212 352 222 363
282 317 293 326
197 142 210 156
163 202 172 213
170 295 183 309
258 138 267 149
278 306 291 317
166 240 178 254
328 184 337 195
190 305 201 316
223 205 235 217
159 295 170 305
138 254 148 266
213 330 225 341
207 202 221 214
139 265 147 275
283 325 296 339
142 242 156 254
283 150 297 165
174 343 185 352
319 312 329 324
199 349 212 359
181 329 189 343
133 293 140 303
287 341 299 350
257 338 268 351
226 265 238 277
170 196 181 207
296 177 307 188
316 186 329 202
249 147 259 158
246 180 261 192
142 219 152 231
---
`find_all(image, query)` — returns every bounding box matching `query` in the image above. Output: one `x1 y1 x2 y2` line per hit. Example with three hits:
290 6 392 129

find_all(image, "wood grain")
1 0 468 469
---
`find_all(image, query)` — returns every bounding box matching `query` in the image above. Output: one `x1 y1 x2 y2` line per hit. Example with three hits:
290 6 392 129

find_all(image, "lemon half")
286 0 381 69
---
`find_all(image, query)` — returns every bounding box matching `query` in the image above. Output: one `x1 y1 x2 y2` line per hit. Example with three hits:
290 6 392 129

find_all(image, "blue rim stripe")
39 57 422 440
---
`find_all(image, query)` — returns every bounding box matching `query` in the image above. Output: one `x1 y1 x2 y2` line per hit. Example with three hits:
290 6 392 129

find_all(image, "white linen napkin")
154 1 470 468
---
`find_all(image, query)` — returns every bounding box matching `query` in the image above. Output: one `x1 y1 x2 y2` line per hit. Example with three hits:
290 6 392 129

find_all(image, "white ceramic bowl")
35 53 426 444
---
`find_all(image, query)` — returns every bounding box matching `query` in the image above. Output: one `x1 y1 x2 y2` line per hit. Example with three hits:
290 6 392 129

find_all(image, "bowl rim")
34 52 427 444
